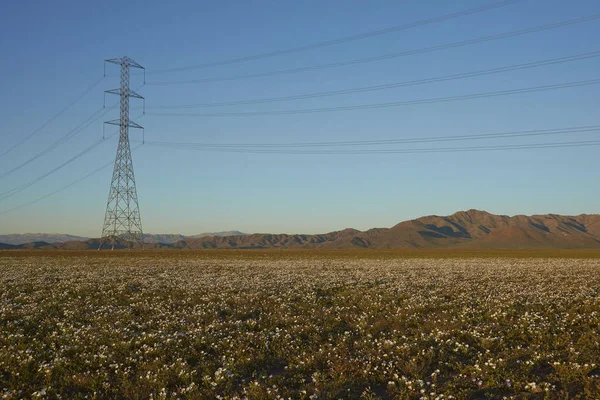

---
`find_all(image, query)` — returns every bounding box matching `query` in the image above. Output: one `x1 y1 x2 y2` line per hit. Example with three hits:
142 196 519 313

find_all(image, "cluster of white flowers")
0 255 598 398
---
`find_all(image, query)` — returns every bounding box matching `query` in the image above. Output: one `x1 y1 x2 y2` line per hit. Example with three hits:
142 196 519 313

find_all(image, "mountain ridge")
3 210 600 250
0 231 247 245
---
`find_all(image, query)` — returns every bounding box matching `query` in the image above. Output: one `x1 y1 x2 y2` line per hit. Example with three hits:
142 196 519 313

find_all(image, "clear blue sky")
0 0 599 237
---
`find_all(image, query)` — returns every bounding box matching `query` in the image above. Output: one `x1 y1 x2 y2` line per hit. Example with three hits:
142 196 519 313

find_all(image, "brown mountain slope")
171 229 368 249
0 234 90 245
462 214 600 249
154 210 600 250
4 210 600 250
381 210 600 249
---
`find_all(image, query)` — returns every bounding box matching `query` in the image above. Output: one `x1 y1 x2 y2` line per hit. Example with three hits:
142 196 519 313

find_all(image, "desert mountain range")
2 210 600 250
0 231 246 246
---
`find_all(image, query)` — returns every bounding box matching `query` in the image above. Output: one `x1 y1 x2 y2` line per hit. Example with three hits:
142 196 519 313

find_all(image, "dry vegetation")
0 251 599 399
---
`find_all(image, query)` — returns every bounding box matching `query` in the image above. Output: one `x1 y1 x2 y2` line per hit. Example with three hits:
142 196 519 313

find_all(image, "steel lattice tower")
99 57 145 250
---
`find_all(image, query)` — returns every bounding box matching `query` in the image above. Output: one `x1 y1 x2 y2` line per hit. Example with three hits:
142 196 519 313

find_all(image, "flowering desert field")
0 251 599 399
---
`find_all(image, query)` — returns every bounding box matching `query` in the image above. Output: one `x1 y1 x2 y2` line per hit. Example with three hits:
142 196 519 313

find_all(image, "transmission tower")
99 57 145 250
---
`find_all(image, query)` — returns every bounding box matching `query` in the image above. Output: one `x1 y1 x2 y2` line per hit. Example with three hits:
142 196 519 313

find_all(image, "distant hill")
159 210 600 250
3 211 600 250
188 230 247 239
0 242 18 250
0 233 90 245
0 231 247 246
143 231 247 244
142 234 186 244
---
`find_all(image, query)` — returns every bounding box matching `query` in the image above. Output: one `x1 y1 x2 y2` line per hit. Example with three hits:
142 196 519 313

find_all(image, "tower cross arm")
105 89 144 99
104 120 144 129
105 58 123 65
104 119 121 127
105 88 122 96
104 57 144 70
129 90 144 99
127 59 144 70
128 120 144 129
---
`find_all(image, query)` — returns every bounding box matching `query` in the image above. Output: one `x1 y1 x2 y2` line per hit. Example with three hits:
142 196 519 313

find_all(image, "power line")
147 14 600 86
0 113 145 202
0 132 123 202
146 51 600 109
0 161 113 216
147 0 524 75
144 125 600 149
1 76 105 157
0 85 143 181
147 78 600 118
1 135 589 215
0 107 113 180
0 145 143 216
145 138 600 155
5 131 591 215
0 137 108 202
